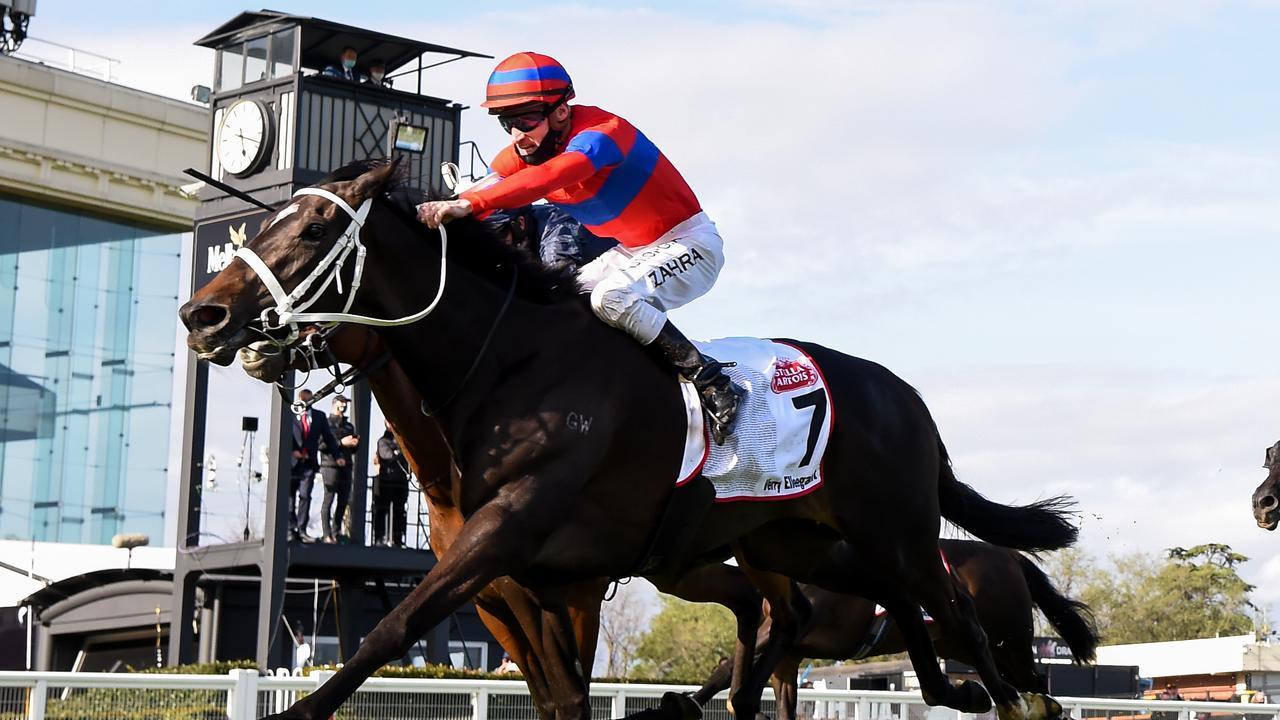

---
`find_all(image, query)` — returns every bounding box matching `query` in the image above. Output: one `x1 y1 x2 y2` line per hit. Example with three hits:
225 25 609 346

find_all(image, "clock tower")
172 11 493 670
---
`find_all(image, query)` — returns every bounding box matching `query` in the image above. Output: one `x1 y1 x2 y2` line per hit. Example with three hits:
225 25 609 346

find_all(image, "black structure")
18 569 499 672
171 11 492 671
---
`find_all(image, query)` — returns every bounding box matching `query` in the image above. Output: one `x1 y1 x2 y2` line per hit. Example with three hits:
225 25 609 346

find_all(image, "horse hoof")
1012 692 1062 720
998 693 1061 720
1039 693 1065 719
953 680 994 714
662 691 703 720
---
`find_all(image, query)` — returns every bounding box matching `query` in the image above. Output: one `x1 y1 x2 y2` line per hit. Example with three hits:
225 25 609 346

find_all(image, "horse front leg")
474 585 559 720
531 585 593 720
263 499 536 720
728 562 809 720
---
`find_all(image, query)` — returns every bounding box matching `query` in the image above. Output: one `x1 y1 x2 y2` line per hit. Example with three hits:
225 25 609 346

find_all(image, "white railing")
12 37 119 82
3 670 1280 720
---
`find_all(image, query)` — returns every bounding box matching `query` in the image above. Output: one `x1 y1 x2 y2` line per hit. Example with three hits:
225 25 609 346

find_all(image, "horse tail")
1016 552 1099 664
936 439 1079 552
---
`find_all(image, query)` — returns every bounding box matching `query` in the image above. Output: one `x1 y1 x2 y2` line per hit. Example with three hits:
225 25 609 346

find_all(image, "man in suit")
322 46 366 83
319 395 360 543
292 389 340 541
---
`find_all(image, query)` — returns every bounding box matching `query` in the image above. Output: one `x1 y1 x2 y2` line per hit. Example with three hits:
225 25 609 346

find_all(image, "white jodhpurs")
576 212 724 345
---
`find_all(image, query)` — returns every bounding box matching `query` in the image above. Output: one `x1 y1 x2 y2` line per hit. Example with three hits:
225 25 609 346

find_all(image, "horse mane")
320 159 581 304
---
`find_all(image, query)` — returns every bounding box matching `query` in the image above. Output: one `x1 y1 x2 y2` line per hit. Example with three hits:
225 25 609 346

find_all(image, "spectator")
291 389 339 542
364 59 391 88
323 46 365 83
372 420 411 547
1155 682 1184 720
319 395 360 543
293 626 312 670
495 654 521 674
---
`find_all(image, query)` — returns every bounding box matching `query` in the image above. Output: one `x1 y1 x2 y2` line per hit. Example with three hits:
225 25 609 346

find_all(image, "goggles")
498 111 547 134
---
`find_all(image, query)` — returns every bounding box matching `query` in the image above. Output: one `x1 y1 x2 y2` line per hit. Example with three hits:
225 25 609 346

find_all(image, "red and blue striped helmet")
481 52 575 113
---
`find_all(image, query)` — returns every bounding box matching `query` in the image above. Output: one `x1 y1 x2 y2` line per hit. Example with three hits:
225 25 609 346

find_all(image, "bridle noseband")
232 186 451 348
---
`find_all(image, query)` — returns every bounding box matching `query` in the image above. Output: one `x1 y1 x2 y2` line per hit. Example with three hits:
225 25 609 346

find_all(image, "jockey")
417 51 745 443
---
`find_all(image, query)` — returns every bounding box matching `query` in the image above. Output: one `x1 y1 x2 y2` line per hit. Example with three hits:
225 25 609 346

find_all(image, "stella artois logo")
772 358 817 393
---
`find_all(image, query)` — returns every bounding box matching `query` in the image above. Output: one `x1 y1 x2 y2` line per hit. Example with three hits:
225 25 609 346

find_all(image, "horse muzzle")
1254 509 1278 531
1252 492 1279 530
239 341 289 382
180 298 258 366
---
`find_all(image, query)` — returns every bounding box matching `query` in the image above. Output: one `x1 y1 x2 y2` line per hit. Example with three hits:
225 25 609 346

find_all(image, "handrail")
2 671 1279 720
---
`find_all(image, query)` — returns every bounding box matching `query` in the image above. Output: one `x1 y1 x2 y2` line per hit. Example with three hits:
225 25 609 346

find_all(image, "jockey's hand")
416 199 473 228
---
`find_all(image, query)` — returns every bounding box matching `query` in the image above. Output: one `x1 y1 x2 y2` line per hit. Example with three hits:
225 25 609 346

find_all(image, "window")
448 641 487 670
217 43 244 92
269 28 295 79
244 35 269 85
0 194 180 544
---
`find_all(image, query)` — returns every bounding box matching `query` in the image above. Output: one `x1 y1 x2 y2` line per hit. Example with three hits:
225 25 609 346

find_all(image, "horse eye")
304 223 327 240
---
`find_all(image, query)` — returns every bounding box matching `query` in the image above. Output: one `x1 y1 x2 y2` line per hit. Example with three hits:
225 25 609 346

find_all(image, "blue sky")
23 1 1280 609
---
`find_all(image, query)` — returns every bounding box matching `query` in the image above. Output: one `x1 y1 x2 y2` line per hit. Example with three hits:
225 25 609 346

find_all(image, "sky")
19 0 1280 619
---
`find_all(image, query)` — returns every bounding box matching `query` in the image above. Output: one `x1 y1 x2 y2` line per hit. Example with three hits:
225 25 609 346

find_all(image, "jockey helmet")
481 52 575 113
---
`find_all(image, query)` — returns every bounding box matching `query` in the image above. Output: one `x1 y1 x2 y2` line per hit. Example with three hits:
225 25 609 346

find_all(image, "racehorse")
246 324 1090 720
1251 441 1280 530
182 159 1078 720
689 540 1098 720
242 323 752 720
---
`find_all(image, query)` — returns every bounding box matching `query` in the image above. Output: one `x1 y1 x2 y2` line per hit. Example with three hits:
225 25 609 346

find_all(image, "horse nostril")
182 302 229 331
1261 494 1278 511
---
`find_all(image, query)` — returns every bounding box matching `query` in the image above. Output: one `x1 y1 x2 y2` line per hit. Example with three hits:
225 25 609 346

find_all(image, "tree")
599 581 650 678
634 596 737 681
1035 546 1104 637
1065 543 1255 645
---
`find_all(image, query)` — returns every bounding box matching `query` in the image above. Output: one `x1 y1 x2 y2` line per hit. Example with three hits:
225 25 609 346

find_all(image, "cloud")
915 365 1280 606
40 1 1272 617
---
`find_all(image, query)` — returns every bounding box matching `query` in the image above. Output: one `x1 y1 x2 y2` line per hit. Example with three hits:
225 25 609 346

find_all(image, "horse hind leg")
898 549 1050 720
740 531 991 715
814 538 994 714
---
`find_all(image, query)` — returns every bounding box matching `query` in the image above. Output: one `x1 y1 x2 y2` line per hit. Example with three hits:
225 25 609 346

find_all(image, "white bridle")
231 186 449 343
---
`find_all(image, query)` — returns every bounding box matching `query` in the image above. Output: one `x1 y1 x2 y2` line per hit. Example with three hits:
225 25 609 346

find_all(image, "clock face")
217 99 272 177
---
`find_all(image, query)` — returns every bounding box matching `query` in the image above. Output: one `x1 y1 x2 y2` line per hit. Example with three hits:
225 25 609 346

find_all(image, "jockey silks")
461 105 701 248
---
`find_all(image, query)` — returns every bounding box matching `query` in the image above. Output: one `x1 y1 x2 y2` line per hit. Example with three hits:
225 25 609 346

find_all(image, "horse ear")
350 157 403 201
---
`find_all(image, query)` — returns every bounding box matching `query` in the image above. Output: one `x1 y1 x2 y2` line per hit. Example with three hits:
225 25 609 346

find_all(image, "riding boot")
651 320 746 445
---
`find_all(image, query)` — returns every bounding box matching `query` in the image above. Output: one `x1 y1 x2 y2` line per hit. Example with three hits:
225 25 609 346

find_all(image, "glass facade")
0 193 183 544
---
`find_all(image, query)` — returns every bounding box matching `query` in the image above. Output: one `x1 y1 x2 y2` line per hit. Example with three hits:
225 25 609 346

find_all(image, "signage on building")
1032 636 1078 662
193 209 271 292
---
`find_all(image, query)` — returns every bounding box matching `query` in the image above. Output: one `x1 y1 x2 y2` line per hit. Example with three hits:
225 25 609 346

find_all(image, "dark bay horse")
182 160 1078 720
690 540 1098 720
242 323 772 720
1251 441 1280 529
251 326 1091 720
241 327 610 719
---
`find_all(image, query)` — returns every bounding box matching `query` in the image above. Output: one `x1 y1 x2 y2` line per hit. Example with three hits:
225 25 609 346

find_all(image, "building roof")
1095 634 1280 677
21 568 171 610
194 10 490 74
0 540 175 607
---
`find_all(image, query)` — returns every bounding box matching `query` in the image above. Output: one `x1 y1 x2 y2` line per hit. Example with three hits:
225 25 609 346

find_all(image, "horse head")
180 160 404 366
1252 440 1280 530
